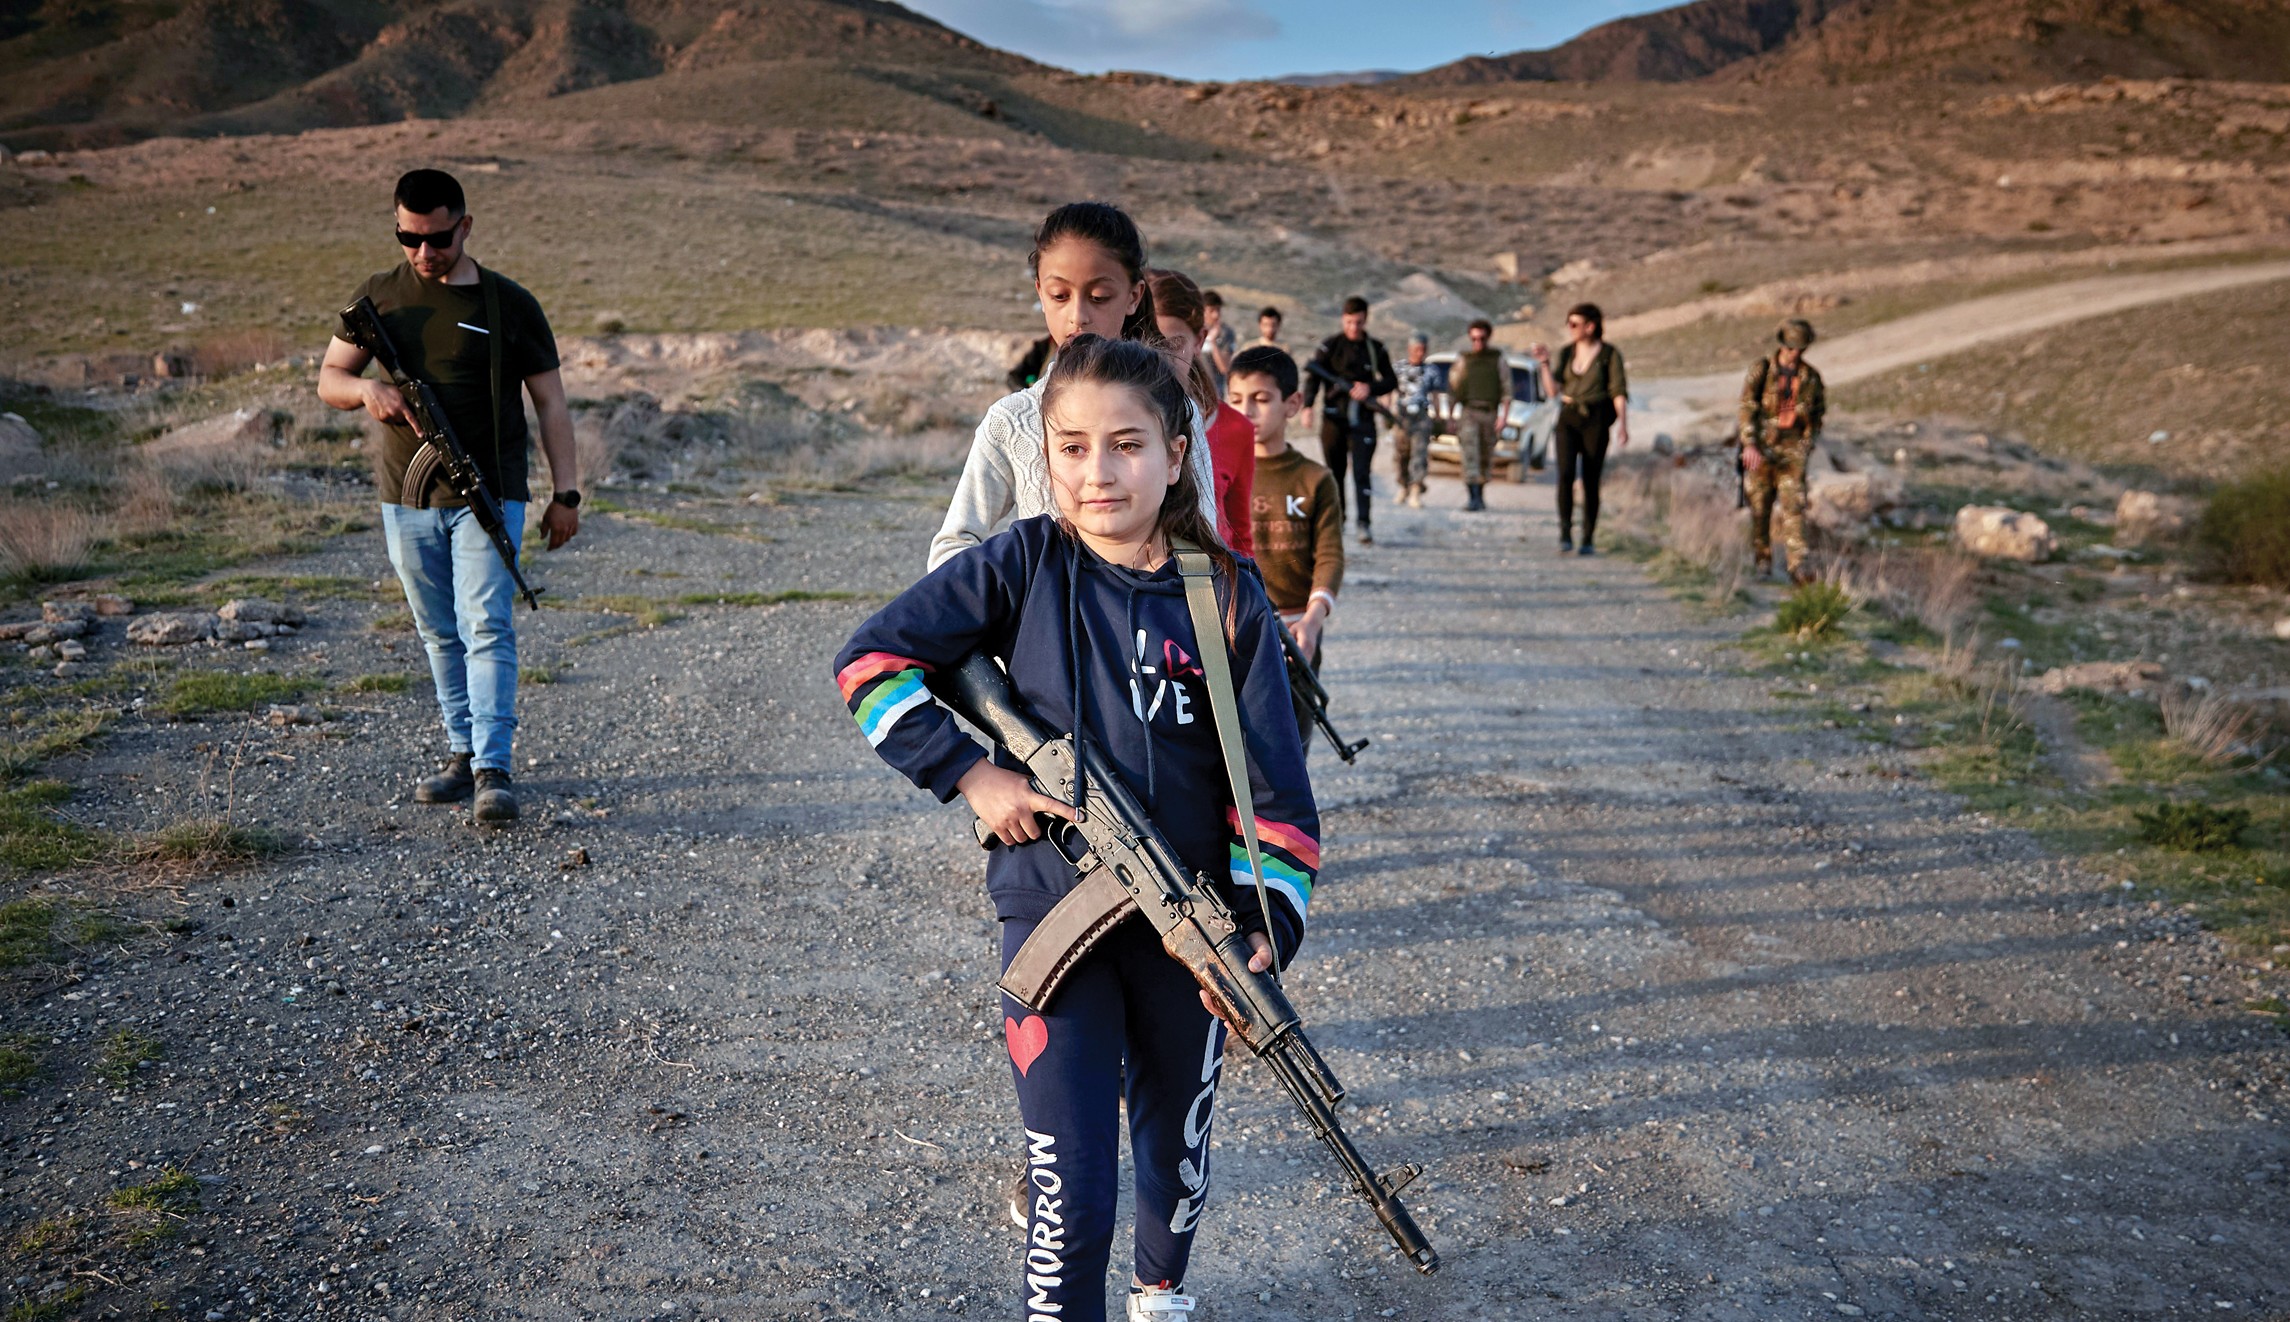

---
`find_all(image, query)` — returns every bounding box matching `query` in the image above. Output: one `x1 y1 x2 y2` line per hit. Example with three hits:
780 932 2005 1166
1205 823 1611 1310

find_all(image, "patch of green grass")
520 665 560 685
156 671 308 718
106 1167 200 1215
672 589 866 606
99 498 370 596
68 908 134 947
129 819 288 870
4 1284 85 1319
196 573 369 601
0 898 60 967
0 781 99 873
0 711 110 781
2135 801 2253 853
565 595 684 628
8 1213 82 1258
95 1029 162 1087
1775 581 1854 639
342 673 411 695
370 610 415 633
0 1034 42 1095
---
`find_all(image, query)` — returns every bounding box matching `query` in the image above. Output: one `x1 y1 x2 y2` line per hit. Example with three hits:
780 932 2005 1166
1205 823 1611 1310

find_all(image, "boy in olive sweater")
1231 346 1344 750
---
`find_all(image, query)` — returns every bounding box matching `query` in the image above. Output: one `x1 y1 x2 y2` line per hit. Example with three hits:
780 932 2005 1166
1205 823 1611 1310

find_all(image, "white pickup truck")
1416 352 1558 482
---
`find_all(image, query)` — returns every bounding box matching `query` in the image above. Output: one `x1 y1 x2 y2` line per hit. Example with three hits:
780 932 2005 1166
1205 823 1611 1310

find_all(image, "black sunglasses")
395 224 461 251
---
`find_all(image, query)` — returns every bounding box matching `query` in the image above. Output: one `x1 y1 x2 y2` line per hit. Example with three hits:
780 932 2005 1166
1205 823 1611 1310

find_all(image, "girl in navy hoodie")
834 335 1320 1322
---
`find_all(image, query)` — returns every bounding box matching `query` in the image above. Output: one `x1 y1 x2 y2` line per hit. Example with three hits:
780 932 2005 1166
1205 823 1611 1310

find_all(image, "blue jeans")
380 502 524 772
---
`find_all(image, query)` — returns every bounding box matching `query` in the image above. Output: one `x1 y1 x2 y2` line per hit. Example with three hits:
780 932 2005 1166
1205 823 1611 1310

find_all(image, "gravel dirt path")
5 468 2284 1321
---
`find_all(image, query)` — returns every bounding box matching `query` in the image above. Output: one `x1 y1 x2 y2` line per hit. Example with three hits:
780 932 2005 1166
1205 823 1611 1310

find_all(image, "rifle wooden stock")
930 653 1439 1274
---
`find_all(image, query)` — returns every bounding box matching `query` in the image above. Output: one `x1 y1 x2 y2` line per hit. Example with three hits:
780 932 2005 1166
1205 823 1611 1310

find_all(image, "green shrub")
2135 801 2252 853
2193 472 2290 587
1776 581 1854 639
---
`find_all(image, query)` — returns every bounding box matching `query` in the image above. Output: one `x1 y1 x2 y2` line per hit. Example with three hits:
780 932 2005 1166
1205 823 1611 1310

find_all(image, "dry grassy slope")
1735 0 2290 85
1395 0 2290 89
1835 273 2290 481
0 0 1028 147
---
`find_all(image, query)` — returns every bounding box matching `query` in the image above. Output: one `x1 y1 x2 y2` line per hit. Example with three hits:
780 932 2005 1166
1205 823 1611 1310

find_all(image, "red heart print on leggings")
1004 1015 1049 1077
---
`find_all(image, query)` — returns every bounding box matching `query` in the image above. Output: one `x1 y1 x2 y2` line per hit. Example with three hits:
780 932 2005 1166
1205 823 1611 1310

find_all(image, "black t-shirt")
336 263 559 505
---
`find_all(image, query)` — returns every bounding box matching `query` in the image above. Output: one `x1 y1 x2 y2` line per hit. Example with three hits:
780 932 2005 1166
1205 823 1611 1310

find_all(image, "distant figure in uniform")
1737 318 1827 584
1390 333 1434 509
1449 318 1510 512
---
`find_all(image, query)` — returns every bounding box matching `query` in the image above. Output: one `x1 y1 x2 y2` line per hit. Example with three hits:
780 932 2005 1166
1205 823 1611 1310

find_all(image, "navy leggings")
1001 915 1226 1322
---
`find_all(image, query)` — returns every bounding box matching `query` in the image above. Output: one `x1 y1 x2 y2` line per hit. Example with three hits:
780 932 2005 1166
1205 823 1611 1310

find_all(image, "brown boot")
472 768 519 823
414 753 474 804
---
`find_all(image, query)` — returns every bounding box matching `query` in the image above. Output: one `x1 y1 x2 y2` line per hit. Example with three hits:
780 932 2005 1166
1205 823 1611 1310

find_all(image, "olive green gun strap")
1172 539 1278 974
479 264 505 470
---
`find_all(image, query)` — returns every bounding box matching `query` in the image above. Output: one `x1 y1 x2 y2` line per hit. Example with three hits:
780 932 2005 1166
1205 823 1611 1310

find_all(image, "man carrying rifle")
1300 296 1397 545
317 169 579 822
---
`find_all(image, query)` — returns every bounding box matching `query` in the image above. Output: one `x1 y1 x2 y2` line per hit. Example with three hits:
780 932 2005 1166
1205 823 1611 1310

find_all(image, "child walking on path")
1232 346 1343 751
836 336 1320 1322
1148 266 1254 555
928 203 1218 572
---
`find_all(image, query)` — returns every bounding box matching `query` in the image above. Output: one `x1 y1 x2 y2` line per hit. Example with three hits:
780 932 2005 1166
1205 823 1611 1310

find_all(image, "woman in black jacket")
1531 303 1630 555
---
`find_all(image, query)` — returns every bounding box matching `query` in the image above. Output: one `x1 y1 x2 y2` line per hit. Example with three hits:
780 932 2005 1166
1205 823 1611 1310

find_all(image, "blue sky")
902 0 1682 81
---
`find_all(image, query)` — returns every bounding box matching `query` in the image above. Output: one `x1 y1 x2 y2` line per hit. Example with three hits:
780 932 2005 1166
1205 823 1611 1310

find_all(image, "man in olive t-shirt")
317 169 579 823
1450 318 1509 512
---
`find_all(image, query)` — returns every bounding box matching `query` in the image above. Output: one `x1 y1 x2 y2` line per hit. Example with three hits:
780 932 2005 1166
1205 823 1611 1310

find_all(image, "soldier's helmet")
1777 319 1817 350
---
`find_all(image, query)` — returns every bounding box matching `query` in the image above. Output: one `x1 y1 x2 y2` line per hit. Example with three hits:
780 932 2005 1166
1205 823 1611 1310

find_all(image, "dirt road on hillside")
1634 260 2290 438
4 470 2285 1321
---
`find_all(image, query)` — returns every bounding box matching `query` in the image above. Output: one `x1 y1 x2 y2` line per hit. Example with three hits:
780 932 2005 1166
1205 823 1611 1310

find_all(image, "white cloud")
916 0 1281 69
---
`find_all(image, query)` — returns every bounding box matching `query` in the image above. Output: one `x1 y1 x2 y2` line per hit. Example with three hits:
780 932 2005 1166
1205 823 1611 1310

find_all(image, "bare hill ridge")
1400 0 2290 88
0 0 1030 145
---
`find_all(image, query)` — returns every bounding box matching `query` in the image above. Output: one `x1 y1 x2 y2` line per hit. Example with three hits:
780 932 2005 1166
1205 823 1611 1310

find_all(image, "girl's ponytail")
1029 201 1162 345
1040 335 1240 639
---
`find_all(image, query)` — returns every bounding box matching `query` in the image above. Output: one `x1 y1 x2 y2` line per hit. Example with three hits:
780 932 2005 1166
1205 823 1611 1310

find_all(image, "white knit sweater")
925 379 1219 571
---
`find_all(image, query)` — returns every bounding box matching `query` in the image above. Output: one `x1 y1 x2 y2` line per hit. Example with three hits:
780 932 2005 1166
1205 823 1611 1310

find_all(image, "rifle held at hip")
929 653 1437 1275
338 296 542 609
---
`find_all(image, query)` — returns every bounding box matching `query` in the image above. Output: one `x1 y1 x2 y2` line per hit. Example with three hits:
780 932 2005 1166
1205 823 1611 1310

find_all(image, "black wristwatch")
550 490 581 510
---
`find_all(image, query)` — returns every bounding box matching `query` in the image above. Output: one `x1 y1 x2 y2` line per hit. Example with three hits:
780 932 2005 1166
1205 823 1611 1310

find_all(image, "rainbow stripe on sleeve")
1225 807 1319 919
837 652 935 749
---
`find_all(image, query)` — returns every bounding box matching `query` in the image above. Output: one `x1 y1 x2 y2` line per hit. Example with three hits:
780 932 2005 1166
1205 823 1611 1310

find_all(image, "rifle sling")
996 867 1137 1012
1172 539 1279 972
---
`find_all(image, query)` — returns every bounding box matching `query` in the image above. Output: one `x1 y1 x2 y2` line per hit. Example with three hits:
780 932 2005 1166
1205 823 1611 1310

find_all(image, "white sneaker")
1126 1285 1195 1318
1007 1168 1028 1229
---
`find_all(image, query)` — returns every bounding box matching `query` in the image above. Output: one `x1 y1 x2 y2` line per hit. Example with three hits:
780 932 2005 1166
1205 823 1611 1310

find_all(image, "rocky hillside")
1398 0 2290 88
0 0 1032 146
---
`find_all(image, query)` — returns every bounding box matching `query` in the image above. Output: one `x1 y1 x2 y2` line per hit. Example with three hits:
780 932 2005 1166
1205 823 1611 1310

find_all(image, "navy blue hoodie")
833 516 1319 956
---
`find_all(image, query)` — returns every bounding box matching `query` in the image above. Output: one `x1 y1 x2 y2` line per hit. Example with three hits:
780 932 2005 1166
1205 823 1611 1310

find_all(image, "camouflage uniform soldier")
1737 318 1826 584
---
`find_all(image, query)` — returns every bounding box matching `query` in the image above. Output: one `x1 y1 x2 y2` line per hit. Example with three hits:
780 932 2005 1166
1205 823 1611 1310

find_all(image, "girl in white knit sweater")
927 202 1216 571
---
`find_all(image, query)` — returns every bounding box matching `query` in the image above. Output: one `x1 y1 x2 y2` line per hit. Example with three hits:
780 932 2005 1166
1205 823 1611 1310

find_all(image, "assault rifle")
1276 619 1369 764
338 296 541 609
930 653 1438 1275
1303 359 1399 429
